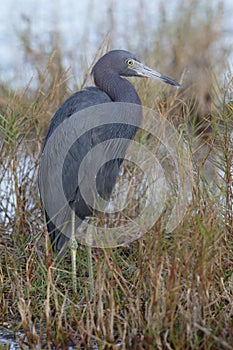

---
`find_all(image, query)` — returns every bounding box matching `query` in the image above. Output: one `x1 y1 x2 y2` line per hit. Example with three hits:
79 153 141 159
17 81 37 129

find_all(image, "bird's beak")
133 61 181 87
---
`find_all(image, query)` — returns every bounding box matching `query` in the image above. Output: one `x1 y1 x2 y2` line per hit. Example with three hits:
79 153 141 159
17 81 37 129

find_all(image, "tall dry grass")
0 0 233 349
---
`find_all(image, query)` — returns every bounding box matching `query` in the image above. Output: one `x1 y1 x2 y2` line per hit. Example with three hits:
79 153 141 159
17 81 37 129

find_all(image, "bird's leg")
86 226 94 298
70 210 78 293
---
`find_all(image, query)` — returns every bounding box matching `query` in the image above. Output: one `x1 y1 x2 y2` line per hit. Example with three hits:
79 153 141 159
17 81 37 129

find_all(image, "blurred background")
0 0 232 89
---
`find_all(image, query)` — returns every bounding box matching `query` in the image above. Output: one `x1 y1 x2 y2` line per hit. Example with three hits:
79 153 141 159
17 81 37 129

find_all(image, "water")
0 327 114 349
0 328 22 349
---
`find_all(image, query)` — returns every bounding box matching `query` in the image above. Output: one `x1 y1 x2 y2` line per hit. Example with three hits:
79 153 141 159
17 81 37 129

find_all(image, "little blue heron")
40 49 180 291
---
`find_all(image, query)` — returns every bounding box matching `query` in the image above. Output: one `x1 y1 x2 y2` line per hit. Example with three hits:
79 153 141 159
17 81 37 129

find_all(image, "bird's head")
92 50 181 87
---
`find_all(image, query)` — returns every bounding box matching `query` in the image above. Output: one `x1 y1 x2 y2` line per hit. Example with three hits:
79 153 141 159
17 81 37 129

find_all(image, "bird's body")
44 88 140 249
40 50 180 252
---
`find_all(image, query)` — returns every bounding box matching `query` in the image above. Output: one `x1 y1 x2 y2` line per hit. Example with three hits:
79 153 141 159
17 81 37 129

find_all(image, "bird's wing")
40 87 112 245
43 87 111 146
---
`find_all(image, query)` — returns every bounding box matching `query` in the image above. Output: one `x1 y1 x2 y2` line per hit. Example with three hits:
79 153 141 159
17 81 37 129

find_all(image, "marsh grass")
0 0 233 349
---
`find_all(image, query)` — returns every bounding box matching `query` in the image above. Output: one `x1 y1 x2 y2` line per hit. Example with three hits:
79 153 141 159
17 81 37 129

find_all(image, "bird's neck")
95 70 141 105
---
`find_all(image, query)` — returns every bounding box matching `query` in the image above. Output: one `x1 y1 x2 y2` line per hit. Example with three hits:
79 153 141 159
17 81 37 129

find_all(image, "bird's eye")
126 59 134 67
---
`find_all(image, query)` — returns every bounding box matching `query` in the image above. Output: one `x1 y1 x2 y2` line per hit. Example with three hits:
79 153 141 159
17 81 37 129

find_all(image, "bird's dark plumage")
40 49 180 250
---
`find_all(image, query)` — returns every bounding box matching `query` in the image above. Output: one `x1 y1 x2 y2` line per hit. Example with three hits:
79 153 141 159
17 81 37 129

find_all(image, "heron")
39 49 180 292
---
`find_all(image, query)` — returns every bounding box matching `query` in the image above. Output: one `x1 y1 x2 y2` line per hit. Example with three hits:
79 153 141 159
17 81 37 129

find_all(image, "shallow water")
0 328 22 349
0 328 116 349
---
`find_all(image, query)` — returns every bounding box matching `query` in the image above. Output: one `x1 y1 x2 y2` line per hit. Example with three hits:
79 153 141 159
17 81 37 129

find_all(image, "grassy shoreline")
1 1 233 349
